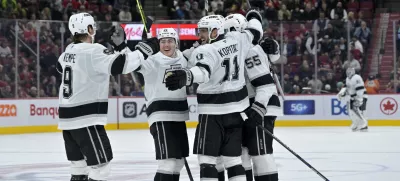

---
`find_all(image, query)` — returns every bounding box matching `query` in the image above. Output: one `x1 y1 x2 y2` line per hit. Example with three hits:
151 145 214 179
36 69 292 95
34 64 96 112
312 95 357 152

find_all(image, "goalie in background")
337 68 368 132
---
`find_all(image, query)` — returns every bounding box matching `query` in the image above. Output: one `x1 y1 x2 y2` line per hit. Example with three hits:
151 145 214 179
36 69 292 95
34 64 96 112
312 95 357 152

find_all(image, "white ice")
0 127 399 181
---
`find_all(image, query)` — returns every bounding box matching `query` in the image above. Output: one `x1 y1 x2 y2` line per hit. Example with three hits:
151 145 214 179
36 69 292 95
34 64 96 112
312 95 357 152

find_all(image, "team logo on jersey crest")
163 64 183 83
196 53 203 60
103 48 114 55
123 102 137 118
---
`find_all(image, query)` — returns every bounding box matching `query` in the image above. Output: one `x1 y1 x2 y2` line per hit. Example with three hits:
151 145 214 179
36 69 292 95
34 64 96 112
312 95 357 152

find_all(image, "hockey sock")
70 175 88 181
227 164 246 181
245 169 253 181
254 173 278 181
218 171 225 181
173 173 180 181
200 164 219 181
155 172 174 181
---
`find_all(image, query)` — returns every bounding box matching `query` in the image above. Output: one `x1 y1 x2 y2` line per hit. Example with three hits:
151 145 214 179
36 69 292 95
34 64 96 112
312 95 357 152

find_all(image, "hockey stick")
267 56 285 101
184 158 194 181
256 124 330 181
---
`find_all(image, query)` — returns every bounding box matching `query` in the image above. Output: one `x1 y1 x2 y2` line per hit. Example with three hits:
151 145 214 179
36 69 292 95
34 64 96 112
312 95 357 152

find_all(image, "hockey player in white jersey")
224 13 282 181
126 28 191 181
165 11 276 181
56 13 159 181
337 68 368 131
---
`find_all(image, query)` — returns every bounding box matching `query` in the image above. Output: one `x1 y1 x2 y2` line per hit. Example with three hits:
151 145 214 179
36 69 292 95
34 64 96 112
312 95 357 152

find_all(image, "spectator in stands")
326 73 337 91
0 85 13 98
305 32 317 55
190 1 203 20
354 21 371 46
352 36 364 54
299 60 313 79
347 11 356 33
319 35 334 55
308 74 323 93
28 86 37 98
323 23 341 40
354 11 364 28
264 2 278 21
278 4 291 21
283 74 293 94
397 22 400 53
342 52 361 72
365 75 380 94
0 41 12 58
330 2 347 21
291 6 302 21
175 2 191 20
302 3 317 22
313 11 330 33
118 6 132 22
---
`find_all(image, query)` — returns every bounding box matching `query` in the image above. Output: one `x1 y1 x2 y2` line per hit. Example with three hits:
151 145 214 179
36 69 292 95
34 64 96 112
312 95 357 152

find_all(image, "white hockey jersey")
57 43 145 130
245 44 282 116
345 74 368 102
135 51 189 127
188 31 254 114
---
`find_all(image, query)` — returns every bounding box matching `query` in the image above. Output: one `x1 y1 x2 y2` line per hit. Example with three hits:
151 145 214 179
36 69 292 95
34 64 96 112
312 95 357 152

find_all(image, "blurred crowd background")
0 0 397 99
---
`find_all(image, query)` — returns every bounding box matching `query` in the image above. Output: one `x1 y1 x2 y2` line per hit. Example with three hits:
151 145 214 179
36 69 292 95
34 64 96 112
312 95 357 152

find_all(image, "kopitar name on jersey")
218 43 238 57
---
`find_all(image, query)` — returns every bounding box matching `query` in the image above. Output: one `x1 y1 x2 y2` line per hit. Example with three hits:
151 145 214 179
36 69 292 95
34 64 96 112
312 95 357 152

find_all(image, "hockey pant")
63 125 113 181
150 121 189 181
241 116 278 181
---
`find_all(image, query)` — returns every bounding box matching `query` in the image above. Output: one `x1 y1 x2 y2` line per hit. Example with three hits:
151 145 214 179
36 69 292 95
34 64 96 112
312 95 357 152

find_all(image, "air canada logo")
380 97 398 115
123 102 137 118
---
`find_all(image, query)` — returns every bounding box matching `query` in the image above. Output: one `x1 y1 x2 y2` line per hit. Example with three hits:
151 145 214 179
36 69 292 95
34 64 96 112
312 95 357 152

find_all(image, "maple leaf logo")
383 100 395 111
380 97 398 115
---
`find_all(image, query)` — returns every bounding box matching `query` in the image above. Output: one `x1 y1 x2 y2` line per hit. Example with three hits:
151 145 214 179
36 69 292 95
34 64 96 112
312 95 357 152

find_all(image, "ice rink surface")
0 127 399 181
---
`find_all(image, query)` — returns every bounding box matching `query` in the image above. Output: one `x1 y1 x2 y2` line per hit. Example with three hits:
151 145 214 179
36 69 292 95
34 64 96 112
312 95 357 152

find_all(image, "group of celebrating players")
56 7 370 181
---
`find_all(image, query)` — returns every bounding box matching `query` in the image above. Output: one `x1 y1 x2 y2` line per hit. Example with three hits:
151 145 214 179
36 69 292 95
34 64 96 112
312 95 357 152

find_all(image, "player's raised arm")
91 26 159 76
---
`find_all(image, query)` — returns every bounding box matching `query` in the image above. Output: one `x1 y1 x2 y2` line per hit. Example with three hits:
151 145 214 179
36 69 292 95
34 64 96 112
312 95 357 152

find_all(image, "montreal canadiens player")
56 13 159 181
224 13 282 181
337 67 368 131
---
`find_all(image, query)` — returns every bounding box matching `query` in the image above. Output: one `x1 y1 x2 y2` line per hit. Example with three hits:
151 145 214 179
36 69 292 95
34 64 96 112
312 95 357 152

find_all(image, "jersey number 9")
63 66 73 99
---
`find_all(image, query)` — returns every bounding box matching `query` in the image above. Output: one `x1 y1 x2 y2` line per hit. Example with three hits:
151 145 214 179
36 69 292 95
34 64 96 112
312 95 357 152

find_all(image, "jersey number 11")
222 55 239 82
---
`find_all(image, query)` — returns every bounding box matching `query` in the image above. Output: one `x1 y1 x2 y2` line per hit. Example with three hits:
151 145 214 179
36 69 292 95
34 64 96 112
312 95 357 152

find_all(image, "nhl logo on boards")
123 102 137 118
380 97 398 115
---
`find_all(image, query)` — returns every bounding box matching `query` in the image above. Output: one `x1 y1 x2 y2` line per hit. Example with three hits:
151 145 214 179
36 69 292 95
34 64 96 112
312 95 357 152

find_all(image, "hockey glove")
135 37 160 59
245 9 262 22
260 38 278 54
337 87 347 101
106 25 127 52
245 102 267 127
165 68 193 91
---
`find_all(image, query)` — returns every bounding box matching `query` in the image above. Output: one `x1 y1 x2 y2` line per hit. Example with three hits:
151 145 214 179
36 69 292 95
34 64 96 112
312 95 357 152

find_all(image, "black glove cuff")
252 101 267 116
183 68 193 86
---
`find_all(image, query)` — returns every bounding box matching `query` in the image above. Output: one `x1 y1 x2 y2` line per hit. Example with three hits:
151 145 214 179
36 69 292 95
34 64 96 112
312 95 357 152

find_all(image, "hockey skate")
70 175 88 181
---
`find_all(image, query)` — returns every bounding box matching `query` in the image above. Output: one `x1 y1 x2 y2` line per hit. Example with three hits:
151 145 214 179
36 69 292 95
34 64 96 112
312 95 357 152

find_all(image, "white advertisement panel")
0 98 118 127
118 97 199 124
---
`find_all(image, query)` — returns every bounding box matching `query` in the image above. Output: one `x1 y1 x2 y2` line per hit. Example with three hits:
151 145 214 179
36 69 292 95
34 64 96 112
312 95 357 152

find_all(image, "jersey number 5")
222 55 239 82
63 66 73 99
245 55 261 69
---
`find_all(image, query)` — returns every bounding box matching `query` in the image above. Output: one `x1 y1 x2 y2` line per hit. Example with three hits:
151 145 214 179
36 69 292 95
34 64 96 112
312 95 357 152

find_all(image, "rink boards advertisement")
0 94 399 134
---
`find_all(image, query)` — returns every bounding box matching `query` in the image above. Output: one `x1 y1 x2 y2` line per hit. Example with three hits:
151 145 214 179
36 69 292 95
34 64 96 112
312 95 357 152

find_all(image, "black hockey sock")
200 164 218 180
71 175 88 181
88 178 103 181
218 171 225 181
155 172 174 181
227 165 246 181
254 173 278 181
245 169 253 181
173 174 180 181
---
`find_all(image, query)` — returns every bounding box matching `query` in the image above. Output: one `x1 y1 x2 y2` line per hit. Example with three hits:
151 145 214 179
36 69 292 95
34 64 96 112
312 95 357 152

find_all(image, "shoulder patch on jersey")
103 48 114 55
196 53 204 61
